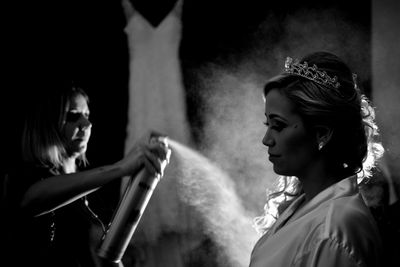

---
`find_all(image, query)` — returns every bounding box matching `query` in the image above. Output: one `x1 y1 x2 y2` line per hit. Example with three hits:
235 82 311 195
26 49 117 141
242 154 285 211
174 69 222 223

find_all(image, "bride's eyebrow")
265 113 288 123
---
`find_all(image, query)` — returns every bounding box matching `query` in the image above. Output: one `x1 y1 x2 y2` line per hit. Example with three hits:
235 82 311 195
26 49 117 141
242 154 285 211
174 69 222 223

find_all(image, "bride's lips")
268 153 281 161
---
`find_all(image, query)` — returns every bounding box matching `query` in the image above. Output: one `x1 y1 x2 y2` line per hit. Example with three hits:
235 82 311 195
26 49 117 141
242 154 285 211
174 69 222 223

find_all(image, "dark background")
1 0 371 215
1 0 370 168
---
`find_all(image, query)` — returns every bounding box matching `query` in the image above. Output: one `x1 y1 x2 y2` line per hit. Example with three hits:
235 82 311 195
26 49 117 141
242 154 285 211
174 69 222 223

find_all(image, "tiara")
284 57 340 88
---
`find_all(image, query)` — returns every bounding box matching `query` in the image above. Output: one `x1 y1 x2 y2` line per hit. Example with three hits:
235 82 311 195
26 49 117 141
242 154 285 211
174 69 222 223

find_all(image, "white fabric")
123 2 194 243
250 176 382 267
124 5 190 146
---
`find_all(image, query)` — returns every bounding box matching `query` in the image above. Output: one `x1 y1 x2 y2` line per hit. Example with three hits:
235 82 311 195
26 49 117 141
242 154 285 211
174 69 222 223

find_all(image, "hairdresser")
2 81 171 267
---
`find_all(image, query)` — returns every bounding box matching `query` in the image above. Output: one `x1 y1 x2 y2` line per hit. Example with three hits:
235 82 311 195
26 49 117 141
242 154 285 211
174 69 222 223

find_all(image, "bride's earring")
318 142 324 151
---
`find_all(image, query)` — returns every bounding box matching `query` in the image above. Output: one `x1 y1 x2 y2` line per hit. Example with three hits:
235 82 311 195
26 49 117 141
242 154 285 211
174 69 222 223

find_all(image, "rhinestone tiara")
284 57 340 88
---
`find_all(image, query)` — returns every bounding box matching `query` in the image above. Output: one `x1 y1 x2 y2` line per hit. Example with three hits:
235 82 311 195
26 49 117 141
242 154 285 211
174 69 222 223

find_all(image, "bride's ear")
314 125 333 151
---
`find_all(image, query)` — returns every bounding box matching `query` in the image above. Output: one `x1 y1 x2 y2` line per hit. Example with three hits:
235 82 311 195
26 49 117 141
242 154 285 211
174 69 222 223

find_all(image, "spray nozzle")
149 135 172 172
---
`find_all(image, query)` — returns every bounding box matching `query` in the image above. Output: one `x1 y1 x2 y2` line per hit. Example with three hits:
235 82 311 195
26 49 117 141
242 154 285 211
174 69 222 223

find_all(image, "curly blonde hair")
254 51 384 234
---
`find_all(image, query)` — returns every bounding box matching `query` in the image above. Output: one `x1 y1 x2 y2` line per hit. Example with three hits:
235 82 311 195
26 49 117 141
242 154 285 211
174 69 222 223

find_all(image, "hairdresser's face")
62 94 92 158
262 89 316 177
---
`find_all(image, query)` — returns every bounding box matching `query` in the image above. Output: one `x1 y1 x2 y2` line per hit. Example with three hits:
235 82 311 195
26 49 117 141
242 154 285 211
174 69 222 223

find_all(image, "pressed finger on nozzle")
149 134 171 160
149 133 169 146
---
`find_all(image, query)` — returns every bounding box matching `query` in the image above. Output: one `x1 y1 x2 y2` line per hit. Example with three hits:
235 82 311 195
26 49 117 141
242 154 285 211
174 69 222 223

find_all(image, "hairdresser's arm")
21 136 169 217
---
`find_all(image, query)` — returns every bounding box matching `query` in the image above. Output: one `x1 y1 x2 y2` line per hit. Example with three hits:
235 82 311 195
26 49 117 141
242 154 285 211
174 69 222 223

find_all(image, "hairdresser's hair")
254 51 384 234
21 82 90 170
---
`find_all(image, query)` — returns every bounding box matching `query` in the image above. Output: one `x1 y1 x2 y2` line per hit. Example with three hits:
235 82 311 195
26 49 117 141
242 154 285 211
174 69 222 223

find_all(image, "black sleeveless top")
3 163 105 267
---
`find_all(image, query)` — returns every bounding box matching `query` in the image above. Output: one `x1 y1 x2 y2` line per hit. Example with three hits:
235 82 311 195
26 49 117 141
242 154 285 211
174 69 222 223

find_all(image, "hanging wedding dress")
122 1 202 266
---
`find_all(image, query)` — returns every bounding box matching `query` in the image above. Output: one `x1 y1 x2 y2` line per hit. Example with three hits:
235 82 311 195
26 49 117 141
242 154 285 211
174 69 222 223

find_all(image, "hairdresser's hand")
117 131 171 177
147 133 171 177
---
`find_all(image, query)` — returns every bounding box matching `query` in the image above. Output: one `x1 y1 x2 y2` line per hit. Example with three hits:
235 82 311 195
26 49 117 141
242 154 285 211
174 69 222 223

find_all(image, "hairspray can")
97 168 160 262
97 138 169 263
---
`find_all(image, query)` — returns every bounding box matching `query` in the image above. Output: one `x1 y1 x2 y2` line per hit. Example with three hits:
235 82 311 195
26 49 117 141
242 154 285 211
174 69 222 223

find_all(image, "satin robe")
250 176 382 267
